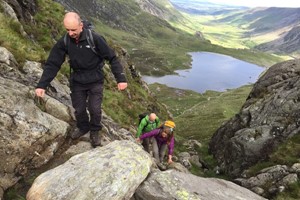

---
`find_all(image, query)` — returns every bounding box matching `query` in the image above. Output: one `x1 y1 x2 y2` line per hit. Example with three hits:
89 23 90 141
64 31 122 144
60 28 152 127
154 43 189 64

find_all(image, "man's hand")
118 82 127 91
35 88 46 98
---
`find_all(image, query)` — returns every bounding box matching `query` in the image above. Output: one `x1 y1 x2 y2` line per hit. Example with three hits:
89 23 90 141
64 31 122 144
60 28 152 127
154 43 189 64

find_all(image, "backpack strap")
63 30 98 56
86 29 98 55
63 33 72 75
63 33 69 53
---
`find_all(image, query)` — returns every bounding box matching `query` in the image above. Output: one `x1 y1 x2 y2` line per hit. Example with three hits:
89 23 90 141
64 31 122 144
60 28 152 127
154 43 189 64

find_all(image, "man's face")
64 21 83 39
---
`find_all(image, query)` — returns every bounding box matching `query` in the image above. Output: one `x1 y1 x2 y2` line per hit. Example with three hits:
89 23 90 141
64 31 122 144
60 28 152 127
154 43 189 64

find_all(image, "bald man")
136 113 160 153
35 12 127 147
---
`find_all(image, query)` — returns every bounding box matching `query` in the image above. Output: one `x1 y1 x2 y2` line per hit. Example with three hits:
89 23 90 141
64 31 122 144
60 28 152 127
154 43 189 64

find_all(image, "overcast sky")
206 0 300 8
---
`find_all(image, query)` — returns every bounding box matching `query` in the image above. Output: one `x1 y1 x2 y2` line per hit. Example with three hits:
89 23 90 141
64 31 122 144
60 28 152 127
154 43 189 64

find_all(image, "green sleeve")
136 118 147 137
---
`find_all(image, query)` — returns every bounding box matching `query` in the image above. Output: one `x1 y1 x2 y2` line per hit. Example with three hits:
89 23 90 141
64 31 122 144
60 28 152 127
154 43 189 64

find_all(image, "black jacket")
37 29 126 89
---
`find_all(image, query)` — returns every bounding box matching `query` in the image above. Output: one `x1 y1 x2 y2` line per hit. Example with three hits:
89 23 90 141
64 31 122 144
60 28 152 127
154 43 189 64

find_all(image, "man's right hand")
35 88 46 98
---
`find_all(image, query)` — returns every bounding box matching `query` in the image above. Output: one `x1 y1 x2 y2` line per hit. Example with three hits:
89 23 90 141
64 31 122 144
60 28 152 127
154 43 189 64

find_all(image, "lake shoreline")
142 51 265 94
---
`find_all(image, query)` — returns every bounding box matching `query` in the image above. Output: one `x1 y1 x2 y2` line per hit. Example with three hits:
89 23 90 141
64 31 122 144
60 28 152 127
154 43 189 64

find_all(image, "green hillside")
167 4 298 60
0 0 65 64
148 83 252 141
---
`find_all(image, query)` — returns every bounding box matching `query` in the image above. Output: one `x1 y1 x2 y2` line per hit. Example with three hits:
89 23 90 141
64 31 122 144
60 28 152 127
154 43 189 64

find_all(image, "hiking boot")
90 130 101 147
157 162 167 171
71 129 88 139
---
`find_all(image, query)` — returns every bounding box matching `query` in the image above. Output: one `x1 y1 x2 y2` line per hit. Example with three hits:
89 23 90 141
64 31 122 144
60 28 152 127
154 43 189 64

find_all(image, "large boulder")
133 169 266 200
209 59 300 176
3 0 37 23
0 47 73 195
26 140 152 200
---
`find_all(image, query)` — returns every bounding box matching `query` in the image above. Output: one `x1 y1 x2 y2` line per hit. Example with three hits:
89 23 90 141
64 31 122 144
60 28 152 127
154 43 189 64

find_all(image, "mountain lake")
142 52 266 93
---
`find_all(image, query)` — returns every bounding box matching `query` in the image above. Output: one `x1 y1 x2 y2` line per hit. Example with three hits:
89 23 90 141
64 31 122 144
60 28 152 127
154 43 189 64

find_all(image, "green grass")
149 83 252 179
27 0 65 50
169 12 248 49
0 0 65 65
149 83 253 177
148 83 208 117
269 135 300 165
275 182 300 200
0 15 45 64
246 133 300 177
93 19 195 76
149 83 252 142
101 64 170 129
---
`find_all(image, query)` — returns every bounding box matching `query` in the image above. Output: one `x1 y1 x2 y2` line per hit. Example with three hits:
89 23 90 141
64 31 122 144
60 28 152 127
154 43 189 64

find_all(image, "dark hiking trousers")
152 139 168 163
70 82 103 133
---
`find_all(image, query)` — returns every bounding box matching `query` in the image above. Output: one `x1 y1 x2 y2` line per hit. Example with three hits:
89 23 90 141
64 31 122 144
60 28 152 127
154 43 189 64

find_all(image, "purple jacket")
140 128 174 155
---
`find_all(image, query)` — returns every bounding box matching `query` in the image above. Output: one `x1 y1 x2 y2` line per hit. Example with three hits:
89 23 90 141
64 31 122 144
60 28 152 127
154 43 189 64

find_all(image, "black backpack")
138 113 149 126
63 20 103 56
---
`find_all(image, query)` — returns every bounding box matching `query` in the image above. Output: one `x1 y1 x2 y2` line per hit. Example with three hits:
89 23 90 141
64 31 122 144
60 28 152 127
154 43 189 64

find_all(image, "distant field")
169 13 248 49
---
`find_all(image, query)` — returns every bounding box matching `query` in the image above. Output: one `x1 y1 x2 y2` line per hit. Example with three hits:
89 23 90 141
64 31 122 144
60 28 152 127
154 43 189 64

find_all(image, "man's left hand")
118 82 127 90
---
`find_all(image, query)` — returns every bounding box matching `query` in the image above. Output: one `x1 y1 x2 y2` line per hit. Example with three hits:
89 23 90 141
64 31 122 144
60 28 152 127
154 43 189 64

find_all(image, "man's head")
149 113 157 122
63 12 83 39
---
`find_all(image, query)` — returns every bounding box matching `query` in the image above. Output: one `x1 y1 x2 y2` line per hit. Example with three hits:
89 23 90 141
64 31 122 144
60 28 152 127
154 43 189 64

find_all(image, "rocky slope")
0 33 265 200
2 0 300 199
0 44 134 199
25 141 266 200
209 59 300 197
255 25 300 55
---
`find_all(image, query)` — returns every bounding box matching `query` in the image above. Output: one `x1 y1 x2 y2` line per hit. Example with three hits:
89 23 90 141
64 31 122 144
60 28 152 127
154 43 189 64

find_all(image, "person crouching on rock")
137 120 175 168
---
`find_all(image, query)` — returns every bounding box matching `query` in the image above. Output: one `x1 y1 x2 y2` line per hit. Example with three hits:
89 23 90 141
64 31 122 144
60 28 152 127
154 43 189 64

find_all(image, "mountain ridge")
170 0 249 15
171 1 300 56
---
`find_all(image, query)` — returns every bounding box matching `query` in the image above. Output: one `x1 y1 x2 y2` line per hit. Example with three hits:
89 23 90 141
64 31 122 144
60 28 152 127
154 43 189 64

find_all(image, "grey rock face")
26 140 152 200
235 164 299 197
0 41 136 198
3 0 37 22
0 58 70 193
134 169 266 200
209 59 300 176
